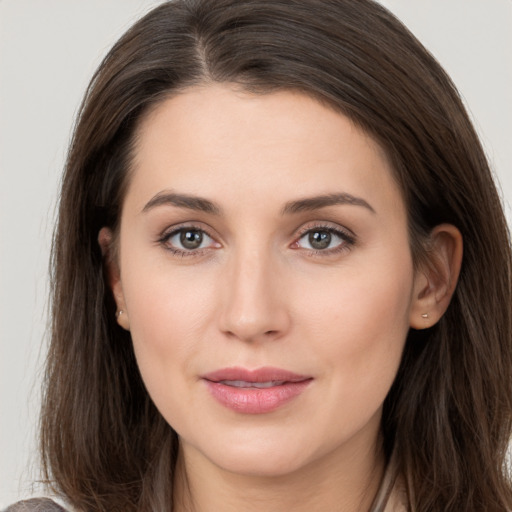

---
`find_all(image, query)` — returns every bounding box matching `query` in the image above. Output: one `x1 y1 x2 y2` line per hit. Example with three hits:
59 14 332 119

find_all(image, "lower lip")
203 380 312 414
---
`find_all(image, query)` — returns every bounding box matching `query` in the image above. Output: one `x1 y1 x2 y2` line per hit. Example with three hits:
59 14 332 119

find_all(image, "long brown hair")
42 0 512 510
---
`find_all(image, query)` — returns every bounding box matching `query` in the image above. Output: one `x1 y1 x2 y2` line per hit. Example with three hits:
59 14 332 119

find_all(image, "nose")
218 248 291 343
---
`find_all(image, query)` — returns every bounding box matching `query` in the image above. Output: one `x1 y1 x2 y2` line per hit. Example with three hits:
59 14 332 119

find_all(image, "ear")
409 224 463 329
98 227 130 331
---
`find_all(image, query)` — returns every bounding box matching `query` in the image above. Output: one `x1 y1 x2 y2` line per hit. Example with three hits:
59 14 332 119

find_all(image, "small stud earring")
116 310 124 318
421 313 429 319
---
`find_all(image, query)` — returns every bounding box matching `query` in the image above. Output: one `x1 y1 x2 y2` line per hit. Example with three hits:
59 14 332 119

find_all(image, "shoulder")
2 499 68 512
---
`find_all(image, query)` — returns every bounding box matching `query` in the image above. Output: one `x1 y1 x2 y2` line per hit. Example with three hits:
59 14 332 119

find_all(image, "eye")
304 230 335 250
294 226 355 253
175 229 208 250
160 226 219 254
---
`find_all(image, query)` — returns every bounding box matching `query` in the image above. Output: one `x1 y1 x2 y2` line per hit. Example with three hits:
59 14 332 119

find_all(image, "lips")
202 366 312 414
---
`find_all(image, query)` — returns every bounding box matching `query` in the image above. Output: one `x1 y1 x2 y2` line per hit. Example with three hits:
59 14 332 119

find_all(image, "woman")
5 0 512 510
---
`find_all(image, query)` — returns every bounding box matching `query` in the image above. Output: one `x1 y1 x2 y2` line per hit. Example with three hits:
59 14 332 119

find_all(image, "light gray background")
1 0 511 506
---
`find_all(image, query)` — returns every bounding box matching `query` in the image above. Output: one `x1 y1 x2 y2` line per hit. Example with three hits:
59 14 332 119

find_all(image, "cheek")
312 266 411 360
296 238 414 346
117 239 221 406
124 267 218 363
290 250 414 420
121 266 222 433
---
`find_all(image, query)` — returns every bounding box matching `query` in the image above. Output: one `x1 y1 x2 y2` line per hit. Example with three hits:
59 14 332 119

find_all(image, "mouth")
201 366 313 414
216 380 289 388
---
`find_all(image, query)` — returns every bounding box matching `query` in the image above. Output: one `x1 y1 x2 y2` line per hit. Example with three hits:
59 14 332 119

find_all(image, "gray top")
2 499 67 512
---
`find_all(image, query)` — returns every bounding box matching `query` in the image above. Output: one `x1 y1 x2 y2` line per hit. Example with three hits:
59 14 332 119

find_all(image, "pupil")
180 230 203 249
309 231 331 249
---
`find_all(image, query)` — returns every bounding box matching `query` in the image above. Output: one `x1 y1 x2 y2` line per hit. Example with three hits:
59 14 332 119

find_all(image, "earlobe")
98 227 130 331
409 224 463 329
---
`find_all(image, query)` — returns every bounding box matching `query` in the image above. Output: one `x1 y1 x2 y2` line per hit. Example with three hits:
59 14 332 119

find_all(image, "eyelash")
157 223 356 258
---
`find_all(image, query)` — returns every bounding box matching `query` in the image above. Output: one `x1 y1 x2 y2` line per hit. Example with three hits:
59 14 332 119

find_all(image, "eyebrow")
281 193 375 215
142 192 221 215
142 191 375 216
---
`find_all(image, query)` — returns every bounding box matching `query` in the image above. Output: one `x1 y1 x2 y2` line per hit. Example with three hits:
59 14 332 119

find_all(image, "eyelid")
295 221 356 240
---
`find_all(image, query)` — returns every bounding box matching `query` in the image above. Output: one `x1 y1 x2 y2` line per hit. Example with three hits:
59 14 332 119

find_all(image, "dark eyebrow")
281 193 375 215
142 191 374 216
142 191 222 215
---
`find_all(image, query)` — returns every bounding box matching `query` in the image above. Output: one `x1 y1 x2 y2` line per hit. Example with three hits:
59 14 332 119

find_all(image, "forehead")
126 83 404 219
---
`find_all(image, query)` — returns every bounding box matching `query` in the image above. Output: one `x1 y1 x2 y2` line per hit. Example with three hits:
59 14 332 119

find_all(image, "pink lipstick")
202 367 312 414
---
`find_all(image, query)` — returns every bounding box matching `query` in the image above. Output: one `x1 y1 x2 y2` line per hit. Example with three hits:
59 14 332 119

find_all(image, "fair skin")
100 84 462 512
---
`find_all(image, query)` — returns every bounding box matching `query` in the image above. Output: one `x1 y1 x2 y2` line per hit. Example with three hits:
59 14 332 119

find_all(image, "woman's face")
109 84 423 477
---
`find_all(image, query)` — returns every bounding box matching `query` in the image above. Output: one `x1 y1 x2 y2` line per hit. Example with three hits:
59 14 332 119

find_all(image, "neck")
173 432 385 512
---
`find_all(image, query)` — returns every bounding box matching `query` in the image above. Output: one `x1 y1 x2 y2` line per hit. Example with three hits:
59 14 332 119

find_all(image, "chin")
182 424 336 480
210 445 312 478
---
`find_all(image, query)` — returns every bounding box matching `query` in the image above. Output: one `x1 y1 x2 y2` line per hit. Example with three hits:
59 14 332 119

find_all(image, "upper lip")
202 366 311 383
